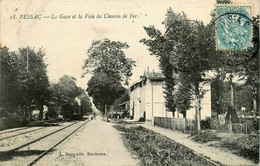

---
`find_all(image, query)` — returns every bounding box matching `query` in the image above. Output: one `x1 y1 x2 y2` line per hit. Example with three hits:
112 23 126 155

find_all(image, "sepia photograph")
0 0 259 165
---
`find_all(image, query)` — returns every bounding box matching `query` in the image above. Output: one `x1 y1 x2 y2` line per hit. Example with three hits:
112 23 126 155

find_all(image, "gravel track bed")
0 127 29 135
0 122 76 151
0 120 87 166
0 127 44 141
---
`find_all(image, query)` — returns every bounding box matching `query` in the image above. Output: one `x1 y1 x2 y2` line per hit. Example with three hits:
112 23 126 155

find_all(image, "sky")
1 0 259 89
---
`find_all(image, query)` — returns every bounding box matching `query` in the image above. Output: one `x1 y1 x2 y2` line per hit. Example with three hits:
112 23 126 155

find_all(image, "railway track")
0 122 80 152
0 127 30 135
0 120 90 165
0 121 80 155
0 121 72 140
28 120 90 166
0 127 45 141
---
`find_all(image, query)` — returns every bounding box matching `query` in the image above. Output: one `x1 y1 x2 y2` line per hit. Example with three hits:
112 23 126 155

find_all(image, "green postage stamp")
216 4 252 50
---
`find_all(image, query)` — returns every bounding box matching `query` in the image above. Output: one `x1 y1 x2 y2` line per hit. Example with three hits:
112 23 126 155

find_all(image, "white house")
129 71 168 122
129 70 212 122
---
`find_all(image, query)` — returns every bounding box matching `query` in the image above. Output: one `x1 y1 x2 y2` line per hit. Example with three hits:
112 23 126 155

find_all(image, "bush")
190 130 221 143
251 118 259 132
3 115 25 129
201 117 211 130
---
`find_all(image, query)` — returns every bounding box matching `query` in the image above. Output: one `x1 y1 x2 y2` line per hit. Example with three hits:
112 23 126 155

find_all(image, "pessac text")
19 14 42 19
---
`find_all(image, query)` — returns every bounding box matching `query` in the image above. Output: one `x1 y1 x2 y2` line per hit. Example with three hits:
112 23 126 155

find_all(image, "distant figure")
93 112 96 120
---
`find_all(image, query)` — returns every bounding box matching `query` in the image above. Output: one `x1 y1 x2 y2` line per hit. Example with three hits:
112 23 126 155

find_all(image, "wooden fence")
211 117 259 133
154 117 259 133
154 117 196 132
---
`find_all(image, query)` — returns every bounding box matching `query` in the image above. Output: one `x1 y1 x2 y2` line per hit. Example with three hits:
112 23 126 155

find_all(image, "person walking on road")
93 112 96 120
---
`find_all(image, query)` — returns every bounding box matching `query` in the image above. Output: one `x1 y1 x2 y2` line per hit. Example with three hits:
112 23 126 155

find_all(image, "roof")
118 101 130 107
129 71 164 90
143 71 164 80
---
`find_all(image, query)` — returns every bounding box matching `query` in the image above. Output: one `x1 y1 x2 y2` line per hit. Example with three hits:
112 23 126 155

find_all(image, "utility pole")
230 74 234 107
26 46 29 72
115 53 118 119
26 46 32 120
151 80 154 125
252 86 257 118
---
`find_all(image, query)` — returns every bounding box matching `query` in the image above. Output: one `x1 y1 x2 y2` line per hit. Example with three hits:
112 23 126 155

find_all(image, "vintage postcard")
0 0 259 166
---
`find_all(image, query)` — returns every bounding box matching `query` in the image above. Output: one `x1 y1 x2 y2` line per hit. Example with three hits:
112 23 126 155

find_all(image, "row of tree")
80 7 258 131
82 39 136 115
141 5 259 130
0 47 49 120
49 75 92 119
0 46 92 123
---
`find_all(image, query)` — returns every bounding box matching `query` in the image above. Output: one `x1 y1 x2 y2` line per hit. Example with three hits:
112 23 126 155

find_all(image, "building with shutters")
129 70 212 123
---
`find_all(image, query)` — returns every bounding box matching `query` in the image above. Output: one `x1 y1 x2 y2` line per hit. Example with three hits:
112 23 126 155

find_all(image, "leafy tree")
87 72 126 114
175 74 193 118
235 85 254 114
170 14 212 130
83 39 135 115
236 16 259 114
18 47 50 120
79 93 93 116
208 3 259 116
0 47 21 113
142 9 213 130
82 38 136 85
49 75 82 105
0 46 50 120
49 75 83 118
141 26 177 116
211 71 226 116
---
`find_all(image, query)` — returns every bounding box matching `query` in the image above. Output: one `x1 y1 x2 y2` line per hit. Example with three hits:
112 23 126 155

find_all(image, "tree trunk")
183 111 187 118
21 105 27 122
253 85 258 118
39 104 43 120
28 106 32 121
195 81 201 131
105 104 107 121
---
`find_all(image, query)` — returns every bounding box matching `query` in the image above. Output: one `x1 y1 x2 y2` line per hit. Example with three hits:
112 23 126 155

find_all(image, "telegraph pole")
26 46 31 120
230 74 234 107
26 46 29 72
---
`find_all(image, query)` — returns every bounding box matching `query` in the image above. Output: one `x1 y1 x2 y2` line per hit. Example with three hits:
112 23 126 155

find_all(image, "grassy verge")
190 130 221 143
114 125 221 166
190 130 259 164
216 134 259 164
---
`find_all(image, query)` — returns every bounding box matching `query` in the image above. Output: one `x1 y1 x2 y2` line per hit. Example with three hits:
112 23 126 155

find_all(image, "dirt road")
36 117 140 166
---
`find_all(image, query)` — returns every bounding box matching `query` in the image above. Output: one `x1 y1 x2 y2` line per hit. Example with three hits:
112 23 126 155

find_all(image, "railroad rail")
0 127 45 141
0 127 30 135
28 120 90 166
0 119 90 166
1 121 80 157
